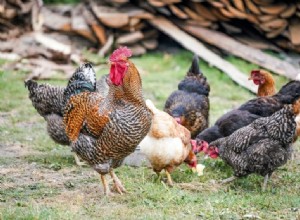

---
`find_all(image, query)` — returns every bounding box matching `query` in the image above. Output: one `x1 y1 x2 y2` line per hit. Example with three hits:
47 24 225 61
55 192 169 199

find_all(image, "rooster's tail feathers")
188 55 202 77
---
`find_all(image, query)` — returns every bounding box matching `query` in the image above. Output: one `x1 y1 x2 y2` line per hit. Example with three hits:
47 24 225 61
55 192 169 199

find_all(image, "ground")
0 51 300 220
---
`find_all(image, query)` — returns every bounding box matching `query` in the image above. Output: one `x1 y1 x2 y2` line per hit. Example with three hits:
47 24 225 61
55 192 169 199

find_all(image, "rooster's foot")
110 171 127 194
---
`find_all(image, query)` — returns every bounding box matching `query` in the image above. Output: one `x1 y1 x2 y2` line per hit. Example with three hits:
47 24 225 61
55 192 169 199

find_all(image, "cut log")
280 4 297 18
169 4 188 19
42 7 72 32
182 24 300 80
259 4 287 15
141 39 158 49
232 0 245 12
128 44 146 56
34 32 71 57
71 4 97 43
89 2 129 28
98 34 114 57
116 31 144 45
235 36 281 52
244 0 261 15
183 7 207 22
193 3 218 21
289 18 300 45
149 17 257 93
83 6 107 45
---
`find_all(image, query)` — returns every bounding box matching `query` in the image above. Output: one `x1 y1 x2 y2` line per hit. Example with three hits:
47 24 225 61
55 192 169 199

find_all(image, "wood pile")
1 0 300 89
140 0 300 52
0 0 43 39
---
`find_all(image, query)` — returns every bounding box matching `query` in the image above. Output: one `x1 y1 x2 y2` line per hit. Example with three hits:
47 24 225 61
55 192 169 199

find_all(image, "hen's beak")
248 76 253 80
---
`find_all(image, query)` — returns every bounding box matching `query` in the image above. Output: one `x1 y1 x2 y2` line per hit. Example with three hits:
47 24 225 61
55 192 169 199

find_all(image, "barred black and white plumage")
210 104 297 181
25 63 107 154
63 53 152 195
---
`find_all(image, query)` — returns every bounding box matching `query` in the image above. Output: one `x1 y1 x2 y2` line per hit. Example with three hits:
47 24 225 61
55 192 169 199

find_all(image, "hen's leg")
100 174 112 196
73 153 86 166
165 170 174 187
221 176 237 184
262 173 270 192
110 170 127 194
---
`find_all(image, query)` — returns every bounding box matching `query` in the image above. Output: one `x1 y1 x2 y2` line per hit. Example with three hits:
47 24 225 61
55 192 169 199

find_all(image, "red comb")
109 46 132 62
251 70 260 75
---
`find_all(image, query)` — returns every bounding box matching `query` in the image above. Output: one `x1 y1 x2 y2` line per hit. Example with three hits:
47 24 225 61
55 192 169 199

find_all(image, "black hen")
196 80 300 151
164 55 210 138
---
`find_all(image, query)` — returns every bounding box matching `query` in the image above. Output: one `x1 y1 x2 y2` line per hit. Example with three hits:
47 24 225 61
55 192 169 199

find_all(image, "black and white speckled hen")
164 55 210 138
63 47 152 195
204 99 300 190
25 63 107 165
196 80 300 152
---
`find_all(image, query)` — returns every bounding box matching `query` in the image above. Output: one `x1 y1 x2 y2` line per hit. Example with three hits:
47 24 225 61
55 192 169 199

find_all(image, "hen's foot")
221 176 237 184
110 171 127 194
262 174 270 192
165 170 174 187
73 153 86 166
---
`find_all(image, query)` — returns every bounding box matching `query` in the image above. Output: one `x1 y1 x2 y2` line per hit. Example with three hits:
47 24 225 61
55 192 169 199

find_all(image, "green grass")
0 51 299 220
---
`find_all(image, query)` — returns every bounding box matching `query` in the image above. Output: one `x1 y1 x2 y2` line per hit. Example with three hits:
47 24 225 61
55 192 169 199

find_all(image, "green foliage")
0 52 299 220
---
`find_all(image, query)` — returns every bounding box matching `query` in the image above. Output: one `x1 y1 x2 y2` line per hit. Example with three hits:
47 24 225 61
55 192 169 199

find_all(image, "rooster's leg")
100 174 112 196
262 173 270 192
110 170 127 194
165 170 174 187
73 153 86 166
221 176 237 184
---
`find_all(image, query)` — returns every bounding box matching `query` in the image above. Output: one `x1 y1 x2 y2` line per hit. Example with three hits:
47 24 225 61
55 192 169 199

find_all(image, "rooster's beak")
248 76 253 80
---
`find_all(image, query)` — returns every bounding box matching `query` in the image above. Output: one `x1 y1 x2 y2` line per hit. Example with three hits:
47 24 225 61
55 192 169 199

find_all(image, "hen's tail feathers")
145 99 158 114
63 93 88 142
188 55 202 76
276 80 300 104
179 55 210 96
24 79 38 93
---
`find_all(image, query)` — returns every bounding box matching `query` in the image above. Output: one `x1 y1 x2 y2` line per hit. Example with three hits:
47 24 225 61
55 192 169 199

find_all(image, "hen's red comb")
109 46 132 62
251 70 260 75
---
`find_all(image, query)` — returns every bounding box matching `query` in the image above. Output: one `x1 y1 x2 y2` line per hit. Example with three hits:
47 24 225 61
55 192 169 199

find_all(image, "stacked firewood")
41 0 159 56
0 0 43 40
141 0 300 52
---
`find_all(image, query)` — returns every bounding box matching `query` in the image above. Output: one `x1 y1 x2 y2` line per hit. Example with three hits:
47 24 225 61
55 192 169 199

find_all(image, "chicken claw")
73 153 87 166
165 170 174 187
221 176 237 184
110 171 127 194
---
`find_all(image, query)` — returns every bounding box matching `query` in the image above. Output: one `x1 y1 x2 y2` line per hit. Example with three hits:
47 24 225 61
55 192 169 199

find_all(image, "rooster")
25 63 99 165
164 55 210 138
248 69 276 97
205 99 300 191
196 80 300 153
63 47 152 195
140 99 200 186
